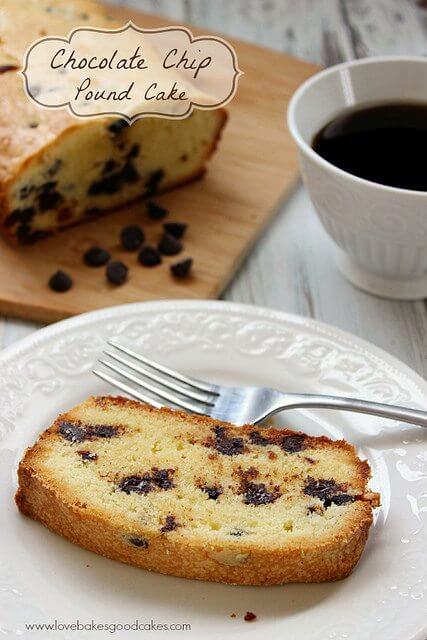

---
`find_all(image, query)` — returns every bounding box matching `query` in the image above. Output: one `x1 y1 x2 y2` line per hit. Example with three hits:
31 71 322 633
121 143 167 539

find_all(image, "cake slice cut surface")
16 396 380 585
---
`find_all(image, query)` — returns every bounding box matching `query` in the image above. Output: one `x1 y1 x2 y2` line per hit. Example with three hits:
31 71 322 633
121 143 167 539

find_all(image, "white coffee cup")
287 56 427 300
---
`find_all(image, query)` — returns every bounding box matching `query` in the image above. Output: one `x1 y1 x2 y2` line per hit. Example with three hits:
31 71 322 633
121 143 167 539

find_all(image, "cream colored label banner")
22 23 242 121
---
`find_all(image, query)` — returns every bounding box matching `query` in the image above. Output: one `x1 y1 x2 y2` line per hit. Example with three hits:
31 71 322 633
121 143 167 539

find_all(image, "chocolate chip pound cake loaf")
0 0 226 243
16 396 380 585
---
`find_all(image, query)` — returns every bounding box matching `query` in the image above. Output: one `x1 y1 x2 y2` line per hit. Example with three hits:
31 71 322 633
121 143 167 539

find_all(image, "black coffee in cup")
312 102 427 191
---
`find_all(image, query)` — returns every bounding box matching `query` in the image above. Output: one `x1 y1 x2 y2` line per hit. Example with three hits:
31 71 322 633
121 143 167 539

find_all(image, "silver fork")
93 340 427 427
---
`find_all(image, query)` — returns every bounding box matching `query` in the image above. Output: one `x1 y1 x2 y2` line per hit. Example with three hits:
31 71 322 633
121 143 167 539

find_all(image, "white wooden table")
1 0 426 378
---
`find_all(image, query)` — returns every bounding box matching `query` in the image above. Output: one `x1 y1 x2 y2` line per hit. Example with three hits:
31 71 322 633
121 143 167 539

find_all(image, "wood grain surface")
1 0 426 380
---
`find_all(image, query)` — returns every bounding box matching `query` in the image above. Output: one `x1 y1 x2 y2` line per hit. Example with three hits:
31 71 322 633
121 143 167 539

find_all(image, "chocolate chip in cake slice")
88 425 117 439
213 426 244 456
147 200 168 220
126 143 140 159
281 434 305 453
249 430 270 446
4 207 35 228
102 159 118 175
77 450 98 462
106 261 128 285
59 421 86 443
158 233 182 256
160 515 179 533
108 118 129 136
170 258 193 278
138 245 162 267
325 493 355 507
144 170 164 197
37 182 63 211
119 474 154 495
48 270 73 292
163 222 187 239
201 485 223 500
151 468 175 490
120 224 145 251
83 246 110 267
128 536 149 548
303 477 344 505
243 481 279 506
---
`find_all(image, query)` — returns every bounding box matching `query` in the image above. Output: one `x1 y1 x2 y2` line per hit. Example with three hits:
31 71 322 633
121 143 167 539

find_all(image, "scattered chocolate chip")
120 224 145 251
164 222 187 239
243 481 279 506
108 118 129 135
160 515 179 533
249 430 270 446
147 200 168 220
59 421 86 443
128 536 148 548
48 270 73 292
281 434 305 453
84 246 110 267
170 258 193 278
213 426 244 456
158 233 182 256
138 245 162 267
4 207 35 228
78 450 98 462
244 612 257 622
106 261 128 285
201 486 223 500
28 122 39 129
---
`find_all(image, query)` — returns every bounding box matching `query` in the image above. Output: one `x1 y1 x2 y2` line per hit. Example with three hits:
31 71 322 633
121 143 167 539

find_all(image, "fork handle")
273 393 427 427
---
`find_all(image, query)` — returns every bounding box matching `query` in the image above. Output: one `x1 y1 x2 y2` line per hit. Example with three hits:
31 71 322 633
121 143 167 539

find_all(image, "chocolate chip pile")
48 200 193 292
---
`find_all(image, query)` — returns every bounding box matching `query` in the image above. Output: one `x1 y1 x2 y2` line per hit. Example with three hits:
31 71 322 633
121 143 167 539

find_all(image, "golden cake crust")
16 396 379 585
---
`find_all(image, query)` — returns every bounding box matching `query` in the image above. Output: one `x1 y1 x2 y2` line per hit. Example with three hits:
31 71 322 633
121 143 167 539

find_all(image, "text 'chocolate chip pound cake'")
0 0 226 244
16 396 380 585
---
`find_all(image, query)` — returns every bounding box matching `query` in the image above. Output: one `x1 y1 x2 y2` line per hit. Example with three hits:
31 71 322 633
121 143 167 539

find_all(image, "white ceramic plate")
1 300 426 640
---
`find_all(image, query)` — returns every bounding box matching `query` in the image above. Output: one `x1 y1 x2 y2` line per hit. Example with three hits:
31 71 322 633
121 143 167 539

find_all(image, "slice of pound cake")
15 396 380 585
0 0 226 243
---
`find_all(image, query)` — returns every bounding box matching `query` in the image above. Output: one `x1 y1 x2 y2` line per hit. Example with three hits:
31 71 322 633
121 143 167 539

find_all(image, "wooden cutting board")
0 6 318 323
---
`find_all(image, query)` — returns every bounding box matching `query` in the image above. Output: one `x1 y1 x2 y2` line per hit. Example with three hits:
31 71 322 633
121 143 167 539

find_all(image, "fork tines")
93 340 218 414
